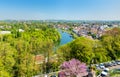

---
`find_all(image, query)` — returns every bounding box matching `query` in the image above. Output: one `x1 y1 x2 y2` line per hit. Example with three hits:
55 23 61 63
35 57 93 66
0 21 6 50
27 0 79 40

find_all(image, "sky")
0 0 120 20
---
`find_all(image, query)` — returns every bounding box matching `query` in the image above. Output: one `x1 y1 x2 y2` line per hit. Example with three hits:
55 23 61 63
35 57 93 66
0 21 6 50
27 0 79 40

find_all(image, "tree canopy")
0 22 60 77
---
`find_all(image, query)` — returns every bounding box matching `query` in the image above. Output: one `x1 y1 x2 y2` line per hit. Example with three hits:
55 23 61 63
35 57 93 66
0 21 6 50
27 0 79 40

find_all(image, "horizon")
0 19 120 21
0 0 120 20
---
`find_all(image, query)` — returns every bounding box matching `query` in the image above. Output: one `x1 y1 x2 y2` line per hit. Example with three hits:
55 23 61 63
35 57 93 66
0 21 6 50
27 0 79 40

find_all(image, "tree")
69 37 95 64
57 36 112 64
100 27 120 60
57 44 71 62
0 42 16 77
93 41 110 63
59 59 88 77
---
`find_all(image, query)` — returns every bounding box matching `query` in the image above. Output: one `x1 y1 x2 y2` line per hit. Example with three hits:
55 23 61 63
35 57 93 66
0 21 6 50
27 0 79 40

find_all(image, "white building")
0 31 11 34
19 29 24 32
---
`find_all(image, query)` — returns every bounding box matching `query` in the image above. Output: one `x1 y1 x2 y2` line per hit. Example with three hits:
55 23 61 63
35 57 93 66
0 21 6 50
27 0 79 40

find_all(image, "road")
108 65 120 70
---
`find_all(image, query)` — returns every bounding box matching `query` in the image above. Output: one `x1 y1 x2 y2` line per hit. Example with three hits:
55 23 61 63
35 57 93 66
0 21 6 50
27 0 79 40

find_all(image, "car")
104 62 114 67
99 63 105 69
44 74 48 77
98 68 109 77
104 68 109 72
111 61 117 66
95 64 101 69
115 60 120 65
104 63 111 67
100 71 108 77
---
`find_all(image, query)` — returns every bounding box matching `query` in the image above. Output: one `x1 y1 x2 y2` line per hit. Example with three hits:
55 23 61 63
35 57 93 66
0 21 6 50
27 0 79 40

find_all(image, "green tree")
57 37 95 64
101 27 120 60
0 42 16 77
69 37 95 64
93 41 110 63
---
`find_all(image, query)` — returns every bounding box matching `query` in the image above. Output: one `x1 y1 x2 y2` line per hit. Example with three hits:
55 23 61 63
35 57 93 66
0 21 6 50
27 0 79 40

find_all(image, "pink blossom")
59 59 88 77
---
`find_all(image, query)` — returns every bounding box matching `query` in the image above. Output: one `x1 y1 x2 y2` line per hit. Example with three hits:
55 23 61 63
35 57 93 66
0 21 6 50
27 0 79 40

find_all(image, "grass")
109 69 120 77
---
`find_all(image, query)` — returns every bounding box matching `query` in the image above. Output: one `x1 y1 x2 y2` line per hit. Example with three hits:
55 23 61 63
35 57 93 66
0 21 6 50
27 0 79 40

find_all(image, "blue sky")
0 0 120 20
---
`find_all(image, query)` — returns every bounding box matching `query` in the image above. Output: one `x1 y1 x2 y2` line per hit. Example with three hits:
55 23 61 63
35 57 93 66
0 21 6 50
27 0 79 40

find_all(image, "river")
59 30 74 45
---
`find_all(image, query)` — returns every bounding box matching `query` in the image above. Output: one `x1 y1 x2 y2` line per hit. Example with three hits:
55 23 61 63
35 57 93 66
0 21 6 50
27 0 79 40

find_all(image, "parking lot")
109 65 120 70
95 60 120 77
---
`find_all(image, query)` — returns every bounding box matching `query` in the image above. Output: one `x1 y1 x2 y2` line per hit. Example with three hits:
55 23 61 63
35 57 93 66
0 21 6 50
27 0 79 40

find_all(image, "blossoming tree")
59 59 88 77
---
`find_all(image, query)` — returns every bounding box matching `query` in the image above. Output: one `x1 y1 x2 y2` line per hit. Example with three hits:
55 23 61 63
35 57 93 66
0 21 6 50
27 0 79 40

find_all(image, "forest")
0 21 60 77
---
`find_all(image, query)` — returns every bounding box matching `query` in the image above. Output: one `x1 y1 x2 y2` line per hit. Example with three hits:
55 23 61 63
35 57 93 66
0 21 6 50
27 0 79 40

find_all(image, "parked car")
111 61 117 66
104 62 113 67
98 68 109 77
99 63 105 69
115 60 120 65
96 64 101 69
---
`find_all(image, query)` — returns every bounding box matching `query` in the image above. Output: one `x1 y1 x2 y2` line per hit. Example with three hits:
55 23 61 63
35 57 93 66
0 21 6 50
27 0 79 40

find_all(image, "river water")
59 30 73 45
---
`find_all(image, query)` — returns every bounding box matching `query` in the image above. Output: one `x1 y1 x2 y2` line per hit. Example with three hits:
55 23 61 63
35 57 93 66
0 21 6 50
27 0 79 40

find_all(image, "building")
0 31 11 34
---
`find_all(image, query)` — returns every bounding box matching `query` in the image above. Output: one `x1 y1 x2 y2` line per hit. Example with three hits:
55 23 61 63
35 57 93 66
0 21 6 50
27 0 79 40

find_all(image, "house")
34 55 44 64
19 29 24 32
0 31 11 34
